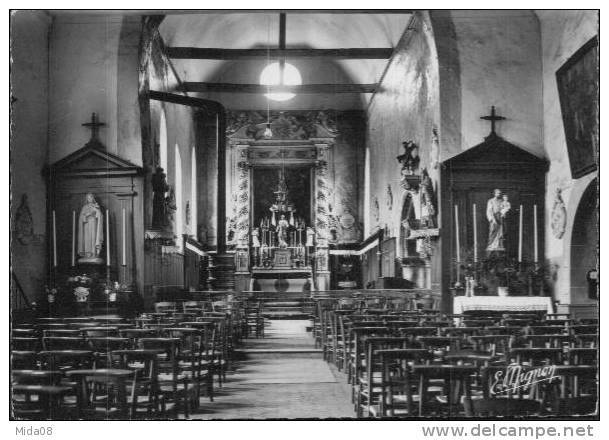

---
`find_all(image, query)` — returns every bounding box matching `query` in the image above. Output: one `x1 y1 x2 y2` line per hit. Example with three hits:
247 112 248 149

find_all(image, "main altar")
226 111 345 292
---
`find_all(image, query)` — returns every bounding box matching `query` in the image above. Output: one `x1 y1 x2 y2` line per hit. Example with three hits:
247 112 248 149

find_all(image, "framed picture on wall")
556 36 599 179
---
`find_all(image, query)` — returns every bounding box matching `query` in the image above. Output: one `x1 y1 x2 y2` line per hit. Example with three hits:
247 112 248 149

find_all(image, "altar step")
249 291 314 320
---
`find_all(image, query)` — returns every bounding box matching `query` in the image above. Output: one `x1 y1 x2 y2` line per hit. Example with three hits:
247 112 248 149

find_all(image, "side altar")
225 111 341 292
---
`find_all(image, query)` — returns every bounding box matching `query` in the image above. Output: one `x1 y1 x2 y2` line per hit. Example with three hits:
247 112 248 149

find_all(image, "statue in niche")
420 170 437 228
397 140 420 176
78 193 104 264
165 187 177 236
486 189 509 252
14 194 34 245
277 214 289 248
151 167 169 229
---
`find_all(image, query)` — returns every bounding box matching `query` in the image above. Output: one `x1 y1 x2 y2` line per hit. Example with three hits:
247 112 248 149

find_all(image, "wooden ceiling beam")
181 82 378 94
166 47 394 60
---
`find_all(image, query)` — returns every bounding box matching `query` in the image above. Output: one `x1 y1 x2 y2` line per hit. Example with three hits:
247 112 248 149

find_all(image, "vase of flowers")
67 274 92 302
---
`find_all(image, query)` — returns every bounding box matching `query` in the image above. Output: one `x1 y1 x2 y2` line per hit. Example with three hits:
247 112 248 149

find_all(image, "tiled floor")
191 320 354 420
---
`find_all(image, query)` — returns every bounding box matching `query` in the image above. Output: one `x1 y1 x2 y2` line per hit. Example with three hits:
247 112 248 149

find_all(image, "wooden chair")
66 369 135 419
109 349 163 418
162 327 214 403
243 303 265 339
360 346 432 418
412 365 478 417
11 385 76 420
471 396 541 417
139 337 197 418
541 365 598 416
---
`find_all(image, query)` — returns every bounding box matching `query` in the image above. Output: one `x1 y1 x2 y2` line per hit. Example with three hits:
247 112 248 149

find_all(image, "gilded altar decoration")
77 193 104 264
14 193 34 245
551 188 567 239
226 110 338 140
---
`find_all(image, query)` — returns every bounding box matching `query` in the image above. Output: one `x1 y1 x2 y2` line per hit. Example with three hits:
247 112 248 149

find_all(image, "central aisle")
194 320 354 419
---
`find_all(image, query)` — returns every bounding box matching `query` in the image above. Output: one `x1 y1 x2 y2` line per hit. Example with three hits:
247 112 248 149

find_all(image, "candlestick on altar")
52 210 57 267
106 210 110 266
121 208 126 266
518 205 523 263
454 205 460 263
473 204 478 263
71 211 76 267
533 204 538 263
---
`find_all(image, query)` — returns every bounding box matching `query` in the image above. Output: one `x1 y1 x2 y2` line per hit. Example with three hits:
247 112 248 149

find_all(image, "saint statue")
277 214 289 248
396 140 420 176
251 228 261 248
165 187 177 235
420 170 436 228
152 167 169 229
486 189 508 252
78 193 104 264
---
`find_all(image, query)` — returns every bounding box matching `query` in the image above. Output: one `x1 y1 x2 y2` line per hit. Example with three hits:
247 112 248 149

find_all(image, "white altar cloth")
453 296 554 315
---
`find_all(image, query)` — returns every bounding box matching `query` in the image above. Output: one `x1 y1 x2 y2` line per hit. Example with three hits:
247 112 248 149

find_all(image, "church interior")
10 10 598 420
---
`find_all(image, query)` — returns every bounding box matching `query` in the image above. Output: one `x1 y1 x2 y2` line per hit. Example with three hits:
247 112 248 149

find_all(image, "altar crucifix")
82 113 107 148
480 106 506 139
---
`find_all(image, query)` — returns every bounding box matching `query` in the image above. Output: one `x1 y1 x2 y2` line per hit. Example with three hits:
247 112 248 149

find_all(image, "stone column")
314 143 332 289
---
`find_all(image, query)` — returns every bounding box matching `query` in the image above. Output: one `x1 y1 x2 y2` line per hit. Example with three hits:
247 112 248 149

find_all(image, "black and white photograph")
8 6 600 431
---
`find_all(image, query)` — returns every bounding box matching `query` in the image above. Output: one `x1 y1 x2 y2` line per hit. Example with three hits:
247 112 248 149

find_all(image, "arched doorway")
570 178 598 303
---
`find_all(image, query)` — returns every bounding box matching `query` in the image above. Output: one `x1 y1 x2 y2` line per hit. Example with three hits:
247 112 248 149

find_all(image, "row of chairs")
313 297 598 418
11 308 241 420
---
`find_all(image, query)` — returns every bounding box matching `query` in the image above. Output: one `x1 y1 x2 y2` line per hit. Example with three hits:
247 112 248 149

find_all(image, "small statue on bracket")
420 169 437 228
397 140 420 176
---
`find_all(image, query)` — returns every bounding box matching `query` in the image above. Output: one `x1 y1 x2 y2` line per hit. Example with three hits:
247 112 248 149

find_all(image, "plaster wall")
48 14 143 166
537 10 598 305
366 13 440 238
438 10 543 159
10 11 51 304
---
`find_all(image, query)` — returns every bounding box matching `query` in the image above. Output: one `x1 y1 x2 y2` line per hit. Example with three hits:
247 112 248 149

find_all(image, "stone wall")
10 11 52 304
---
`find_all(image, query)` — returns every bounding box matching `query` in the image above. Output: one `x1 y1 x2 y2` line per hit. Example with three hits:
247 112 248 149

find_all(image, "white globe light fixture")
260 62 302 102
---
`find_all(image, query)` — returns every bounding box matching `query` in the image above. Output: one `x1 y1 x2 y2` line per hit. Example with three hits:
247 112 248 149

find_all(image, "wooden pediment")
49 143 142 177
443 133 548 172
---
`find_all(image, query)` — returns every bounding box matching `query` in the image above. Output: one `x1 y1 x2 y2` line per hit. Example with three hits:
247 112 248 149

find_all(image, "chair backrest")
42 336 87 351
87 337 131 354
154 301 177 313
11 351 39 369
12 337 41 351
81 327 120 338
66 369 134 419
39 350 95 370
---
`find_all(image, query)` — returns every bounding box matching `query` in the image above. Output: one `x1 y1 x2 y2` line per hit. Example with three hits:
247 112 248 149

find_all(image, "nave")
10 290 598 420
